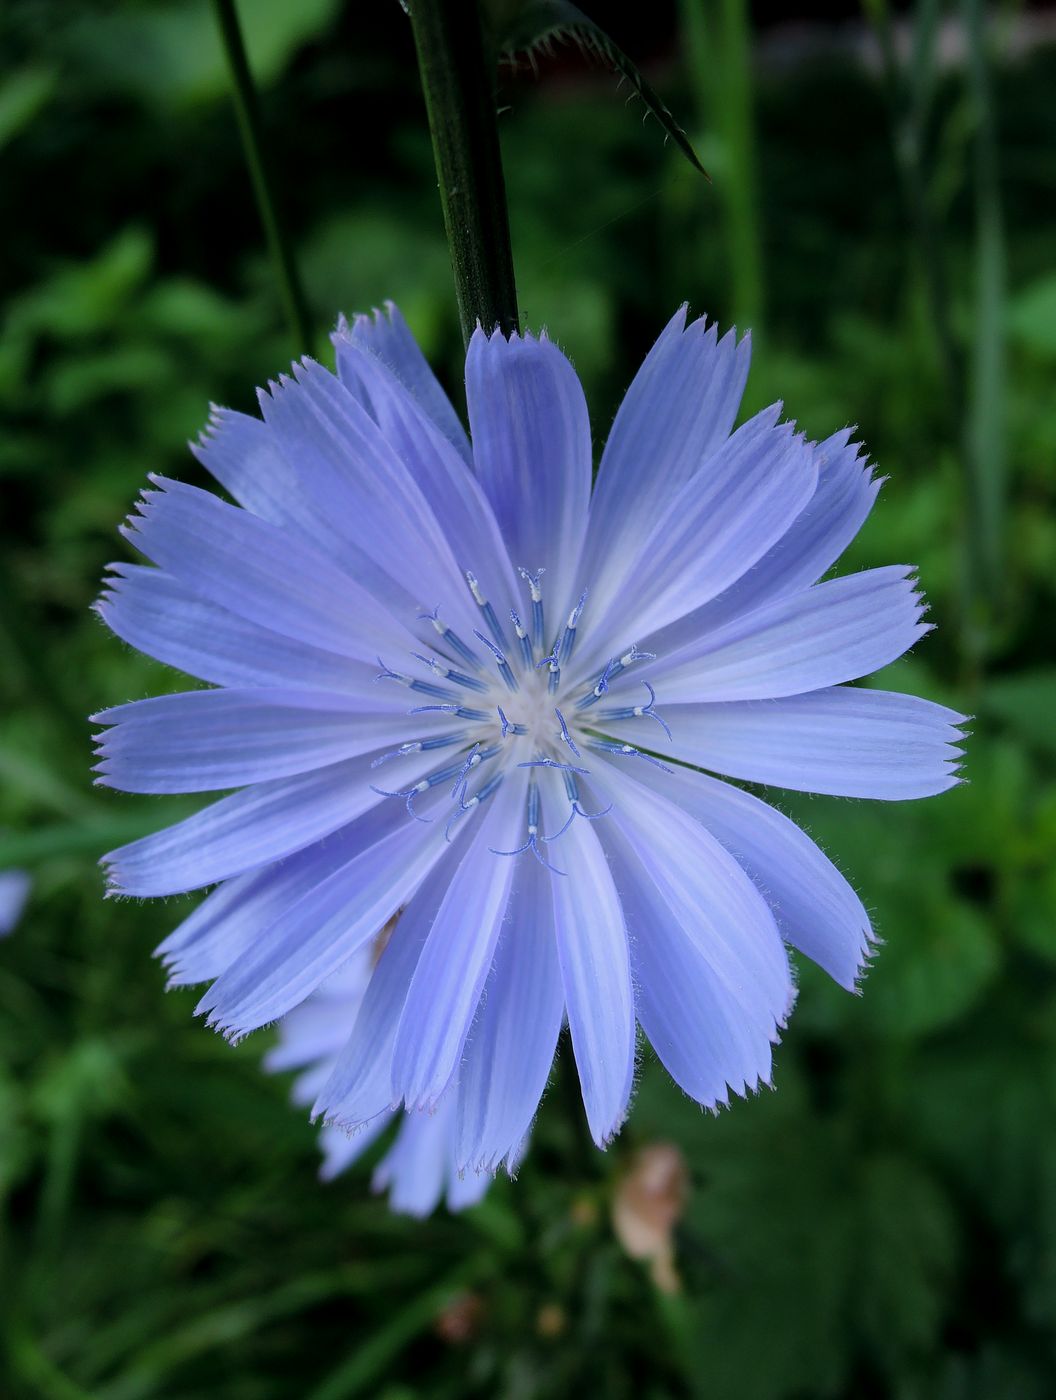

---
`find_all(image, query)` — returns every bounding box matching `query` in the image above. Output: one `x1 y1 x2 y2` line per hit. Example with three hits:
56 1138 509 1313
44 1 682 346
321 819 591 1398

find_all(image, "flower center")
371 567 672 865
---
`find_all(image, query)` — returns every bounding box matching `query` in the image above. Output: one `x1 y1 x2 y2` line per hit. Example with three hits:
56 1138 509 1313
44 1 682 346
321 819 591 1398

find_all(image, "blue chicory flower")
93 303 966 1168
264 938 490 1216
0 870 31 938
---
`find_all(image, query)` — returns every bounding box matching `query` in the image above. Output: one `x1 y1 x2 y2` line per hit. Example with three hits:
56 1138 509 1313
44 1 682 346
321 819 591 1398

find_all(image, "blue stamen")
445 772 504 842
370 732 466 768
412 652 488 695
517 758 590 775
575 644 657 710
408 703 490 721
518 566 546 649
466 571 508 649
419 607 481 669
554 708 580 757
510 609 534 668
558 590 588 666
599 680 673 740
587 739 673 772
490 781 567 875
473 629 518 692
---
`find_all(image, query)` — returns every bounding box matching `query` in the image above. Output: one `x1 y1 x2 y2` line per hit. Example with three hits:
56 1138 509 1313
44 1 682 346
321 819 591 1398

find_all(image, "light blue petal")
265 957 373 1078
614 761 872 990
156 806 400 987
319 1115 393 1182
260 363 481 641
314 859 455 1130
373 1103 450 1217
332 328 521 625
542 786 635 1147
580 410 817 669
619 688 967 799
122 477 417 664
338 303 471 463
591 761 795 1033
104 744 444 896
600 825 777 1105
391 772 527 1111
647 565 929 703
646 429 879 655
465 328 592 623
455 854 564 1173
0 870 30 937
92 687 421 794
196 800 457 1038
582 307 750 614
96 565 379 694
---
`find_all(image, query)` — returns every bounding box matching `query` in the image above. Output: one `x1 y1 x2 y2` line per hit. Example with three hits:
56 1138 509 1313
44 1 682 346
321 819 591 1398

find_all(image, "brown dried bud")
611 1142 689 1293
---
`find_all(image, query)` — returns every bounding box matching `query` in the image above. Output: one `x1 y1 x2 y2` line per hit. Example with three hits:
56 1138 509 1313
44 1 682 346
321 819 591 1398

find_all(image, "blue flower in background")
93 304 965 1168
264 935 490 1216
0 870 31 938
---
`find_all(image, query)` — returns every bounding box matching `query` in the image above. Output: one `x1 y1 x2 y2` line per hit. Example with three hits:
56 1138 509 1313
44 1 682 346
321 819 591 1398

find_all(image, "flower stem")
212 0 314 355
408 0 519 345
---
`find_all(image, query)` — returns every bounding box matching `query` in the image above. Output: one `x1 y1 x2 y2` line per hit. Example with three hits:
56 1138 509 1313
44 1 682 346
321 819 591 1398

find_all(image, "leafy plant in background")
1 0 1054 1396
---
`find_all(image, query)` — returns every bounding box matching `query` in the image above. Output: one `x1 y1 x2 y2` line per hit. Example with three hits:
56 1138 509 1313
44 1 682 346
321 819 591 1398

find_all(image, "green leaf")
494 1 709 179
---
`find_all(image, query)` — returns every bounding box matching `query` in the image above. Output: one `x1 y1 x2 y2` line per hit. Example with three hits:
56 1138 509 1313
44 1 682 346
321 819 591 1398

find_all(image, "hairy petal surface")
615 761 872 989
583 307 750 608
466 329 592 622
583 410 818 662
646 566 929 703
543 789 635 1147
96 565 380 694
617 688 967 799
122 477 416 663
455 856 564 1173
338 302 471 463
92 688 422 793
392 773 527 1112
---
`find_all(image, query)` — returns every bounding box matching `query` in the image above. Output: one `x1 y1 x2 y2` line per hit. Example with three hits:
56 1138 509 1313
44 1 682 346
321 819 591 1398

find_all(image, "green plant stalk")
212 0 314 356
408 0 519 345
678 0 763 330
962 0 1006 664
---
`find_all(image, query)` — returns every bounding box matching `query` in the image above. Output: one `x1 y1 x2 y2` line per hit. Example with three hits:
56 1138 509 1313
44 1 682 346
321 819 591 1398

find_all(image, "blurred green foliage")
1 2 1055 1397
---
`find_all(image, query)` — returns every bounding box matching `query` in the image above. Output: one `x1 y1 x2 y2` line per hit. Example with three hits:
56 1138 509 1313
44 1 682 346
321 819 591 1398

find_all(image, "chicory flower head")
265 936 490 1216
94 304 965 1168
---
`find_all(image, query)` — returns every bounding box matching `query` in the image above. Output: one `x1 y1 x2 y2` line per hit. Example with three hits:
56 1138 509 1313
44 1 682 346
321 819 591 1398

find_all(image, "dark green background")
2 2 1055 1396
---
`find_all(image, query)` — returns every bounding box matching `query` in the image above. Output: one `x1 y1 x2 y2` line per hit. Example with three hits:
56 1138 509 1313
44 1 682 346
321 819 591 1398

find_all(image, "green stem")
408 0 519 345
212 0 314 355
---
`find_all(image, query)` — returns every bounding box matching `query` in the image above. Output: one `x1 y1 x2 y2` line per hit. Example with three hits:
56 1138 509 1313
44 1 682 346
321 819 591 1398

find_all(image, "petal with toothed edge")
606 760 873 990
373 1096 467 1219
465 328 592 625
260 362 481 641
103 744 451 897
96 565 383 695
455 854 564 1173
122 477 417 664
314 859 455 1132
92 689 428 794
157 800 417 988
579 410 818 671
615 687 967 800
582 306 750 611
333 328 521 625
196 790 459 1039
391 771 527 1112
598 819 777 1106
264 952 374 1078
589 760 794 1033
318 1115 394 1183
541 784 635 1148
644 429 880 656
340 302 471 463
643 565 929 704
